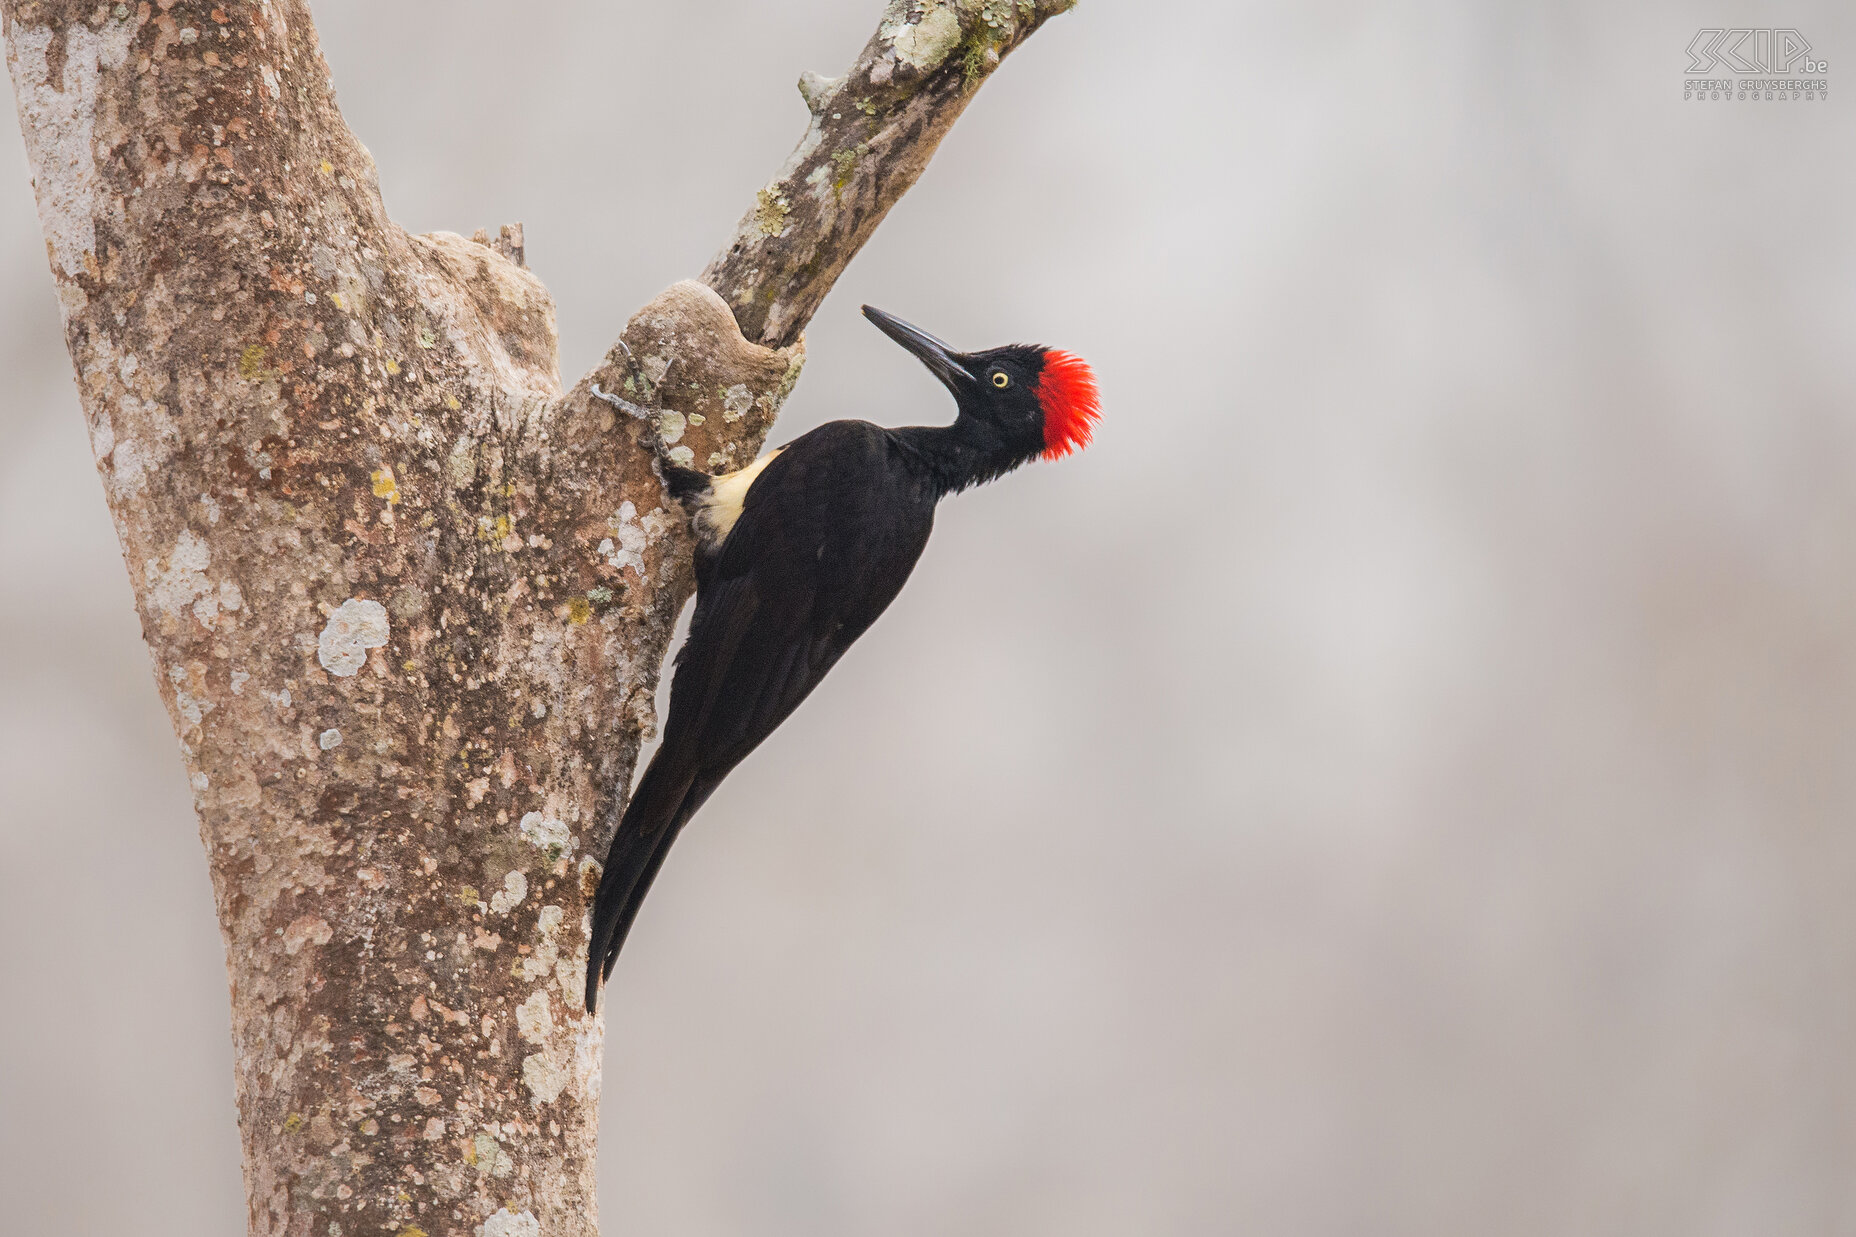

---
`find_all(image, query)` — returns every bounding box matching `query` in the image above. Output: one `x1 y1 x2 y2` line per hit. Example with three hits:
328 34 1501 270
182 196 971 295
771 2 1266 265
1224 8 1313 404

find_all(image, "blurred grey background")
5 1 1856 1233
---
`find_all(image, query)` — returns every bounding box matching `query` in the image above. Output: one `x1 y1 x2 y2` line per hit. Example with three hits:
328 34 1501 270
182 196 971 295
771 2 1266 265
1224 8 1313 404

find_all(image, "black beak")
862 305 974 394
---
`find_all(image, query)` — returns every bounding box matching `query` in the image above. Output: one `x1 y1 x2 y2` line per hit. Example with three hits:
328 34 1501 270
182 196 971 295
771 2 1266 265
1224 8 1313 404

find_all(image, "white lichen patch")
5 19 138 279
175 689 212 727
317 598 390 676
111 435 153 494
471 1133 515 1179
516 904 587 1010
479 1208 539 1237
599 502 650 576
145 530 219 626
655 409 687 444
882 3 964 71
98 381 180 500
574 1016 605 1103
518 904 567 992
167 663 216 728
319 728 342 750
515 990 554 1046
721 382 755 422
488 870 527 914
521 1049 569 1105
518 812 572 856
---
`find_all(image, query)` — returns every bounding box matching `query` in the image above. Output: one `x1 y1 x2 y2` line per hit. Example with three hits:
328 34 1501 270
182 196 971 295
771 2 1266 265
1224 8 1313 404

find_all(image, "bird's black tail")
584 758 718 1013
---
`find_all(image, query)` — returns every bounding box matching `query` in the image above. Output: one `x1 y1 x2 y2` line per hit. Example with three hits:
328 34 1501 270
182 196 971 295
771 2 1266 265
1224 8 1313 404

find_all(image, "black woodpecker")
584 305 1100 1012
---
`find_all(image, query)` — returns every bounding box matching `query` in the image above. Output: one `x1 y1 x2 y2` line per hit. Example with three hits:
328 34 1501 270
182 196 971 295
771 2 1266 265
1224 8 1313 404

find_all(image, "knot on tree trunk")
590 279 807 477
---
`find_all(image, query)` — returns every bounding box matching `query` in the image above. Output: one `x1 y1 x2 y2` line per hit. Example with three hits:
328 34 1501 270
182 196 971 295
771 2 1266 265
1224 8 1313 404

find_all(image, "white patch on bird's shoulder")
692 448 784 550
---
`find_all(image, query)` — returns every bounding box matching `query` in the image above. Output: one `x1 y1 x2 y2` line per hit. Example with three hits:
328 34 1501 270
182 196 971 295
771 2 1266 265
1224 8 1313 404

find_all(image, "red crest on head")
1035 350 1101 460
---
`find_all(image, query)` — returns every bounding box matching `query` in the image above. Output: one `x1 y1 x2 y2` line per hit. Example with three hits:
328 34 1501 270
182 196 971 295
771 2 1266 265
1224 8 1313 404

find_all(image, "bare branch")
703 0 1078 348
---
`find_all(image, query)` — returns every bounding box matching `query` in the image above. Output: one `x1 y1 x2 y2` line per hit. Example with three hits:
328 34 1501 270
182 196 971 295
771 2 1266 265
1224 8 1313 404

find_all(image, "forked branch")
0 1 1074 1233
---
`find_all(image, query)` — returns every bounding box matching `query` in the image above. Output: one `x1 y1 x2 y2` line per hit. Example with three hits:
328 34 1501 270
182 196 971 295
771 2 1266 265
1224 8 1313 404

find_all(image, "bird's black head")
862 306 1100 465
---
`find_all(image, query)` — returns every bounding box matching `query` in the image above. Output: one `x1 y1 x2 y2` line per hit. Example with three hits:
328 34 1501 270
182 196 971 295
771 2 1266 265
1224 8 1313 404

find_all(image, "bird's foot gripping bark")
589 380 654 424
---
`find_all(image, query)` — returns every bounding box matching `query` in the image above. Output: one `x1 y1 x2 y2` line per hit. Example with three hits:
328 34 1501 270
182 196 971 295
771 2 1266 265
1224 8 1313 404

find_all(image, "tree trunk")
0 2 1071 1234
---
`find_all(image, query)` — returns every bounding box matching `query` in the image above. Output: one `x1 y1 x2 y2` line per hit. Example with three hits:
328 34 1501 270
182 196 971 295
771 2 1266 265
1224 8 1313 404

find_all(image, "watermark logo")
1685 28 1828 100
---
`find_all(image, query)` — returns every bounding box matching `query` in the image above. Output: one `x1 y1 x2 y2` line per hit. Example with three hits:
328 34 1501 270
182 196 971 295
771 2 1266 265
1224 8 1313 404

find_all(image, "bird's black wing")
683 423 933 773
586 423 934 1008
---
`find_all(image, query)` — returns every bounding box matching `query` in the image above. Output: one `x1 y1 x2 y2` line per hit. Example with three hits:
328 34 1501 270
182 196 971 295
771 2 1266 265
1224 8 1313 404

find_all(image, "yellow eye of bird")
991 371 1010 388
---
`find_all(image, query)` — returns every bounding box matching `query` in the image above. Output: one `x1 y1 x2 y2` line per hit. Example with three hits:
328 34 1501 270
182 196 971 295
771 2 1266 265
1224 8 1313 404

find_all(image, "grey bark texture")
0 1 1072 1235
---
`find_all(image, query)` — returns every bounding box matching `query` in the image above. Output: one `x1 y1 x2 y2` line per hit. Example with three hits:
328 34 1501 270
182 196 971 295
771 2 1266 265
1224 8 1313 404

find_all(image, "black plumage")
585 306 1098 1011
